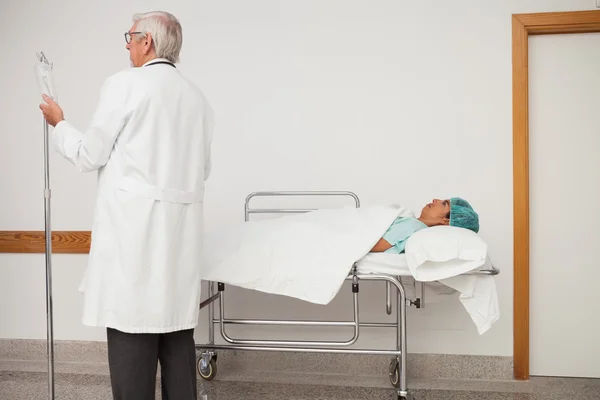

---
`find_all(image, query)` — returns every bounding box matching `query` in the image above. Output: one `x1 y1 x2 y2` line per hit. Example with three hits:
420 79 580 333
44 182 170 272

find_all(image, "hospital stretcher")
194 191 499 400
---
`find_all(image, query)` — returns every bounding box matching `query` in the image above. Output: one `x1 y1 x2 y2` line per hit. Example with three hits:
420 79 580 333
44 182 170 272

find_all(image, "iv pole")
36 50 55 400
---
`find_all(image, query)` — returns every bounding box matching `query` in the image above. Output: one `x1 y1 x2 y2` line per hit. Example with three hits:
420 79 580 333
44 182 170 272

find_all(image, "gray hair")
132 11 183 63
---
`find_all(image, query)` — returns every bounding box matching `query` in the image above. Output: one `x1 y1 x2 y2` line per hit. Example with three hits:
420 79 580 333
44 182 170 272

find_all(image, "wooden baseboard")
0 231 91 253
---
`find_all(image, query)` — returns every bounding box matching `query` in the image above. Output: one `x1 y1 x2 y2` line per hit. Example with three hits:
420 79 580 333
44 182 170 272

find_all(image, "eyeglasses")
124 31 145 44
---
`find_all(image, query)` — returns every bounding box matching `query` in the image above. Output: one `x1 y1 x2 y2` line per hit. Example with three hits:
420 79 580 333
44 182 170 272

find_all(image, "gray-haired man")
40 11 213 399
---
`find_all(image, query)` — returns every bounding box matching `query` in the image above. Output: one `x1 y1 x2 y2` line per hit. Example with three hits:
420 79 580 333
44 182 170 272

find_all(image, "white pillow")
404 225 487 282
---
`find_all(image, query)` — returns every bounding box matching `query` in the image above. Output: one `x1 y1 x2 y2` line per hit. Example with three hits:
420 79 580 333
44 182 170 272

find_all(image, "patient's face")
420 199 451 223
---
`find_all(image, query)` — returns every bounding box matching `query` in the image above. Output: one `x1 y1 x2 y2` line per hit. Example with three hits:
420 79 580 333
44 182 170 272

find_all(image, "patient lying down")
370 197 479 254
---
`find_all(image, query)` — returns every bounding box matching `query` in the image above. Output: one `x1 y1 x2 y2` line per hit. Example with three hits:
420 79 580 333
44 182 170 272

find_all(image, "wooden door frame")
512 9 600 380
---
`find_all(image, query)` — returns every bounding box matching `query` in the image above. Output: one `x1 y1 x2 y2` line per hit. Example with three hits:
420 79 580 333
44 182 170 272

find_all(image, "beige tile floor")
2 370 600 400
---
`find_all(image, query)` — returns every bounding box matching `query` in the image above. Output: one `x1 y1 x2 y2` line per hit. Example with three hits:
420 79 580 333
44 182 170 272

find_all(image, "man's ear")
441 218 450 225
143 33 153 53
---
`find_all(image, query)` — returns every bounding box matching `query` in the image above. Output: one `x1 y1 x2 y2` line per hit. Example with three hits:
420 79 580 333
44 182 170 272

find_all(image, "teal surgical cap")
450 197 480 233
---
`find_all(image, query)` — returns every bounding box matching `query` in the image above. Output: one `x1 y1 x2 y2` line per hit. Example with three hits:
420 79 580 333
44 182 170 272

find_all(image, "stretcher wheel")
388 358 400 388
197 356 217 381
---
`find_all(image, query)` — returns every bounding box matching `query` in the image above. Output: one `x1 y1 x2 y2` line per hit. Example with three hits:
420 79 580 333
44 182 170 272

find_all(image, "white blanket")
201 206 498 334
202 206 407 304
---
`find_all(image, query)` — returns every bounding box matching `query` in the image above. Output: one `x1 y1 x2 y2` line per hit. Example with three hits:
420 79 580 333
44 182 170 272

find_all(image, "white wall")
1 0 596 357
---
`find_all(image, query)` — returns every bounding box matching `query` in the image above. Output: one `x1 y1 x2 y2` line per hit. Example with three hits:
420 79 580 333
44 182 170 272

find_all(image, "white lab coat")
51 58 214 334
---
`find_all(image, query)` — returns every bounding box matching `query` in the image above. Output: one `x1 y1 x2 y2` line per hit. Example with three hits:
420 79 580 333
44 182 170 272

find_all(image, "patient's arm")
370 238 392 252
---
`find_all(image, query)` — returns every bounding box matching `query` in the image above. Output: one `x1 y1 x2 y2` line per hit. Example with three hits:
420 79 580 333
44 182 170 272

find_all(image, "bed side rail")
245 191 360 221
465 258 500 276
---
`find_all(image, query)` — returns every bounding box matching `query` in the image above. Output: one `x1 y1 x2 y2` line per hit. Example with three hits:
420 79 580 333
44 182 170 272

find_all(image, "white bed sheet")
357 252 494 275
356 253 499 335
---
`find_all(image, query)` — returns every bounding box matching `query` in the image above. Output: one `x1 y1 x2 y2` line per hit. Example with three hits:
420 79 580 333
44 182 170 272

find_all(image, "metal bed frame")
195 191 499 400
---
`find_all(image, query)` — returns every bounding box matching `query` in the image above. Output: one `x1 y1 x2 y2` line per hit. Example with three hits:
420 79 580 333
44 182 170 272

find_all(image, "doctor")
39 10 213 400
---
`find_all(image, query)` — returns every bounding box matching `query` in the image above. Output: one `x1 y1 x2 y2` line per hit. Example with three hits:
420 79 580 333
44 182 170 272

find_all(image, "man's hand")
39 94 65 127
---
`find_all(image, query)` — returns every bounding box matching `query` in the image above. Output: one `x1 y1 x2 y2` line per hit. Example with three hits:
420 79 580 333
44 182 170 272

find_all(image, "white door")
529 32 600 378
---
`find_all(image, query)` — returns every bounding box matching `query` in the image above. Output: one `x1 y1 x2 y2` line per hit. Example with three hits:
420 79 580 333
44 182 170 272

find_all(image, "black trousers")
106 327 197 400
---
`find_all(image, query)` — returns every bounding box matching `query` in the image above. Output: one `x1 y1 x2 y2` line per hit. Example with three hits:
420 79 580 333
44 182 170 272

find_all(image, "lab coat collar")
142 58 176 68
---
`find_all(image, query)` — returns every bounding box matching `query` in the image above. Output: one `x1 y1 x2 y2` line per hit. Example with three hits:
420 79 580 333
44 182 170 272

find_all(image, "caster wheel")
197 355 218 381
389 358 400 388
